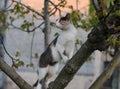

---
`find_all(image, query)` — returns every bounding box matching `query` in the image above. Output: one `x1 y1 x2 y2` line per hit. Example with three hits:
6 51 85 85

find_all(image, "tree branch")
44 0 50 49
30 31 35 62
48 39 95 89
0 38 19 66
89 51 120 89
7 21 44 32
0 38 16 60
48 14 120 89
92 0 100 12
0 58 34 89
49 0 61 16
13 0 44 19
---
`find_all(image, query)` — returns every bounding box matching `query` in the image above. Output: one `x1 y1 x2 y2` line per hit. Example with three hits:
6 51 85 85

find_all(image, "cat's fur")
33 13 77 89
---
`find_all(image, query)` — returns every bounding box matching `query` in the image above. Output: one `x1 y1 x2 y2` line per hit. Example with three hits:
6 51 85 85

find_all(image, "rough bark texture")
48 40 95 89
0 1 119 89
89 51 120 89
0 58 34 89
48 25 106 89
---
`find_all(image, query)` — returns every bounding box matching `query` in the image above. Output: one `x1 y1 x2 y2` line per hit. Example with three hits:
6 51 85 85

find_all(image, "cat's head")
56 13 72 30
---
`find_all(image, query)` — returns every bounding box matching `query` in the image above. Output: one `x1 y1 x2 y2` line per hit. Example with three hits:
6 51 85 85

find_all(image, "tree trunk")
0 1 119 89
89 51 120 89
0 1 33 89
48 22 107 89
112 65 120 89
48 39 95 89
0 0 7 88
44 0 50 49
48 15 120 89
0 58 34 89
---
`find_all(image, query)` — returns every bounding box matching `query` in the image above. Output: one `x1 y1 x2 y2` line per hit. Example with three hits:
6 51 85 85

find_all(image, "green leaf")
67 5 73 10
15 51 21 57
12 59 24 69
21 20 34 30
71 11 81 27
34 53 39 59
104 0 114 8
26 62 34 68
89 1 95 15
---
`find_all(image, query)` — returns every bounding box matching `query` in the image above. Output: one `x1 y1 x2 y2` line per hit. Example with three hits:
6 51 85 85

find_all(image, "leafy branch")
0 38 24 69
12 0 44 18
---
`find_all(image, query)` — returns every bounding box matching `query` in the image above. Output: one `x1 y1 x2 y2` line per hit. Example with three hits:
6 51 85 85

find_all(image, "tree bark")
44 0 50 49
48 15 120 89
112 65 120 89
0 1 119 89
0 0 7 88
48 39 95 89
0 58 34 89
89 51 120 89
48 23 108 89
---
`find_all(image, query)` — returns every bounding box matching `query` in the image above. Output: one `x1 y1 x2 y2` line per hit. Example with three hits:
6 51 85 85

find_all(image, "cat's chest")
60 31 76 42
56 33 75 51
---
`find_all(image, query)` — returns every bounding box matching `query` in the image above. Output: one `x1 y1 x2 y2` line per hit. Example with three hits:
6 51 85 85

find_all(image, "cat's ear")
65 13 70 20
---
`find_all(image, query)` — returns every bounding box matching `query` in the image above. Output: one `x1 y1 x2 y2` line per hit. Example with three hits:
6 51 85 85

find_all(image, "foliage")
108 34 120 49
15 51 21 57
26 62 34 67
104 0 114 8
89 0 120 51
0 11 8 33
1 0 120 73
0 0 120 89
21 20 34 31
89 1 99 26
12 59 24 69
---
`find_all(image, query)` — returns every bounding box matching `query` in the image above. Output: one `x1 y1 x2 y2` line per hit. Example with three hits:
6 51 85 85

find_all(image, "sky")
22 0 89 14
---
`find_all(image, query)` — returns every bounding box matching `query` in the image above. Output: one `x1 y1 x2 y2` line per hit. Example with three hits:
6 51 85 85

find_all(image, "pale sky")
22 0 89 14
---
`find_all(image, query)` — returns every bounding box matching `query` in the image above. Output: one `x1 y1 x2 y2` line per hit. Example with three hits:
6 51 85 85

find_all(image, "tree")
0 0 120 89
48 0 120 89
44 0 50 49
0 0 8 88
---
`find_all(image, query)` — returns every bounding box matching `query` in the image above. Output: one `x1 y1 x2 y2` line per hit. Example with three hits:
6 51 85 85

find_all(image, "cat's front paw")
61 57 69 64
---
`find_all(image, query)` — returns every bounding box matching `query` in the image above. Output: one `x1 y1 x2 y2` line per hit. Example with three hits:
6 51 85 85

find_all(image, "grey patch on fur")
39 36 59 67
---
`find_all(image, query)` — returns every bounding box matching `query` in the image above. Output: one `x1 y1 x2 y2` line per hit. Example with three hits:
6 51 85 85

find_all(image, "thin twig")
0 38 17 65
7 21 44 32
28 22 44 32
49 0 62 16
5 1 14 10
13 0 44 19
30 29 35 62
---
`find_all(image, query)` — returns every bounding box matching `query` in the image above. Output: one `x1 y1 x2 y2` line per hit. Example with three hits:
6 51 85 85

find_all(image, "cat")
33 13 77 89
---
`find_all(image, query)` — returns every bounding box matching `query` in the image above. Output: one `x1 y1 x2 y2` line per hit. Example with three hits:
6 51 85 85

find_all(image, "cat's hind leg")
34 67 48 89
46 63 59 88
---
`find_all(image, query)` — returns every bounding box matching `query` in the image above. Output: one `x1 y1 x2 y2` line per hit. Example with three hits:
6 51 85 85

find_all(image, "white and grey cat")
33 13 77 89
